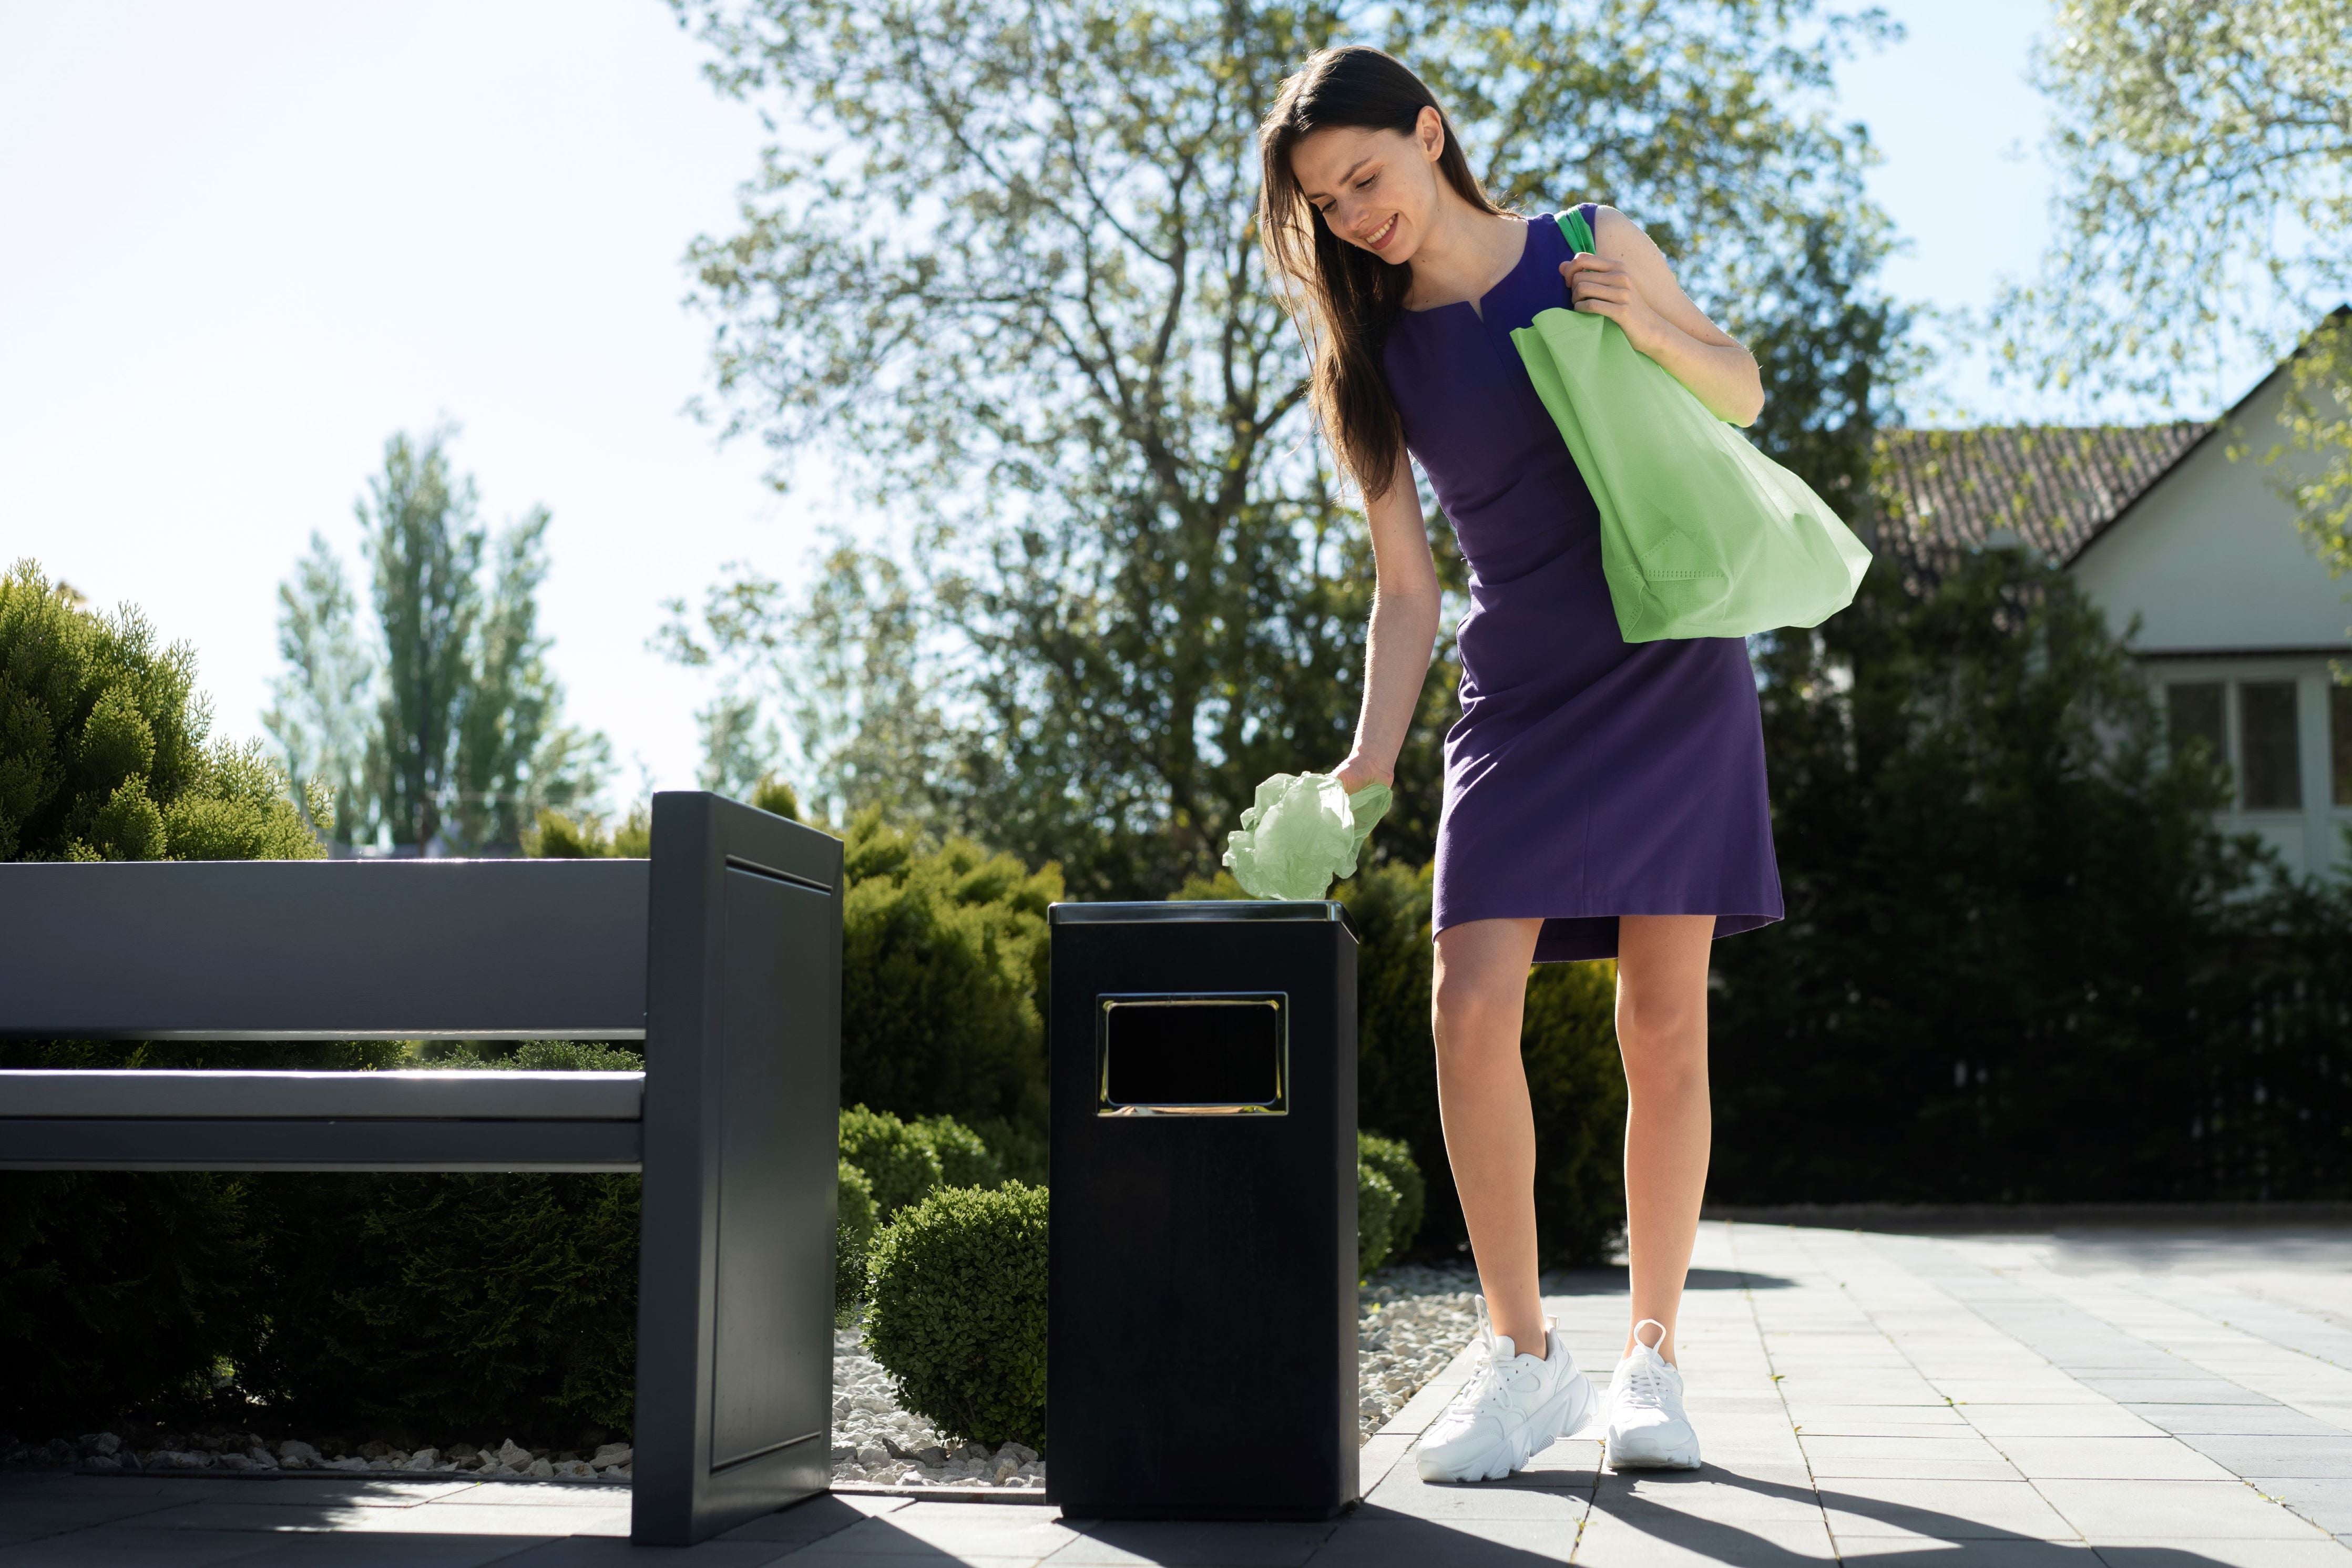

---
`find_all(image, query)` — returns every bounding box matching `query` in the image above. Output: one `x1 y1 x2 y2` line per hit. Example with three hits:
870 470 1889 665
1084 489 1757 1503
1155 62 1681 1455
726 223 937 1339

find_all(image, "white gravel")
5 1263 1481 1490
826 1258 1480 1488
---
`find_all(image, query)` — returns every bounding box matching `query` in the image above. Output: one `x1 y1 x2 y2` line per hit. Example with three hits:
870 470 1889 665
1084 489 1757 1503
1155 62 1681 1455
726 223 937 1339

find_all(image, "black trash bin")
1046 900 1359 1521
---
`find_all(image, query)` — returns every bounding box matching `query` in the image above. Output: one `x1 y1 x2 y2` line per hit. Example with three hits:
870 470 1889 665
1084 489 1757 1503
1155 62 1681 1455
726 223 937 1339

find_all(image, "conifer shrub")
838 812 1056 1134
0 561 332 1431
864 1183 1048 1452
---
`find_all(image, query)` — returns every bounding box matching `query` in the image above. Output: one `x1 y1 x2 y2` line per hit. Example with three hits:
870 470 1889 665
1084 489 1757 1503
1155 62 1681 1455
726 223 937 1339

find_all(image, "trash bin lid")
1048 900 1357 940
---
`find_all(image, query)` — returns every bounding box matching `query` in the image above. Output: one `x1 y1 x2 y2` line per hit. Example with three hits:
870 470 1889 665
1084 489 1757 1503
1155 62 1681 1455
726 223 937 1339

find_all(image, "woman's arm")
1561 207 1765 426
1335 449 1442 793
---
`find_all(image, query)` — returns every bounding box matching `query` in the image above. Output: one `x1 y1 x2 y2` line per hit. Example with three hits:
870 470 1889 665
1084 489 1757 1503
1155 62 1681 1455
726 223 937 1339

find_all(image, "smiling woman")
1255 44 1785 1490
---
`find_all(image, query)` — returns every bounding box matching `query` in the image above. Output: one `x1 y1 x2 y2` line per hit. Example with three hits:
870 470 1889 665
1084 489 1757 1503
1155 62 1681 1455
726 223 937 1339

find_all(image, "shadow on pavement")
1589 1462 2272 1566
1543 1266 1794 1294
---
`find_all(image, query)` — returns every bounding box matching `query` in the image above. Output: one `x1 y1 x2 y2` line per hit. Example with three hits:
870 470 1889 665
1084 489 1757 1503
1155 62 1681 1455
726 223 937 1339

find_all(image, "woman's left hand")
1562 252 1668 357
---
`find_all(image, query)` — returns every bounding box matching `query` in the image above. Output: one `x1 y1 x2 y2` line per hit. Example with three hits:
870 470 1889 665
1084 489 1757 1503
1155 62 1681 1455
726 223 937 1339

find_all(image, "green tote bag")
1509 212 1872 642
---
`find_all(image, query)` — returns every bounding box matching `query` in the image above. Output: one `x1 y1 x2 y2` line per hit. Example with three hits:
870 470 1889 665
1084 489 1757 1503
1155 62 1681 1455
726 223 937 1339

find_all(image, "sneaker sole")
1605 1431 1702 1471
1415 1370 1597 1484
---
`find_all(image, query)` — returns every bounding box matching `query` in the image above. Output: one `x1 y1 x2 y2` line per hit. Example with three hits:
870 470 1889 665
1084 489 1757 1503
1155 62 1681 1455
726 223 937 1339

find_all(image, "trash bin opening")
1096 993 1287 1116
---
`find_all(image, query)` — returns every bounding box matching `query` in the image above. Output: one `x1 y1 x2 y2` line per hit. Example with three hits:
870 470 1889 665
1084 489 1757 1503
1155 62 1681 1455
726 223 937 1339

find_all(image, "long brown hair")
1257 47 1507 503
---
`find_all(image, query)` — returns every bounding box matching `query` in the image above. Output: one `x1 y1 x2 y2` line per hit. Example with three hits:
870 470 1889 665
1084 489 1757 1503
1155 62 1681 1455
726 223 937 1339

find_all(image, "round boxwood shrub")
864 1182 1047 1453
913 1114 1003 1190
840 1104 945 1217
1358 1131 1424 1259
1357 1161 1400 1276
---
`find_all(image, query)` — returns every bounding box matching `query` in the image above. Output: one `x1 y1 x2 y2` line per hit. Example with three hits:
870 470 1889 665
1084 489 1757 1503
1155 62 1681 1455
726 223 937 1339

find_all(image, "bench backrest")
0 858 649 1040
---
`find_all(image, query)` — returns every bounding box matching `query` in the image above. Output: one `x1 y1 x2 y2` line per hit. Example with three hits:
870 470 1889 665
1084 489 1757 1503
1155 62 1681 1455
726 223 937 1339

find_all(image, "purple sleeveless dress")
1382 209 1783 962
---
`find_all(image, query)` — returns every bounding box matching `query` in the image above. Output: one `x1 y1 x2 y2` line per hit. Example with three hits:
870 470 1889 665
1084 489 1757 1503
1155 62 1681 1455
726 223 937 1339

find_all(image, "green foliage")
1357 1132 1425 1260
1 561 324 863
839 1104 946 1217
965 1115 1049 1187
0 563 330 1429
268 429 610 853
668 0 1898 898
835 1160 879 1325
239 1170 640 1438
913 1115 1004 1191
526 802 651 859
0 1173 261 1431
1519 962 1630 1265
1715 551 2352 1201
1356 1161 1401 1277
864 1183 1049 1452
838 812 1057 1131
1996 0 2351 411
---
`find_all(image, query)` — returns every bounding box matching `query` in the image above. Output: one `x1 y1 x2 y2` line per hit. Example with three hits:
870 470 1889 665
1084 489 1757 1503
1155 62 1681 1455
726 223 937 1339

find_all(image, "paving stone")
1956 1405 2167 1439
1566 1509 1837 1564
1045 1519 1338 1565
1362 1466 1595 1523
2035 1479 2324 1539
2088 1542 2352 1567
1833 1539 2099 1563
1301 1514 1576 1565
2247 1478 2352 1536
1814 1477 2079 1540
1992 1437 2236 1481
2182 1437 2352 1480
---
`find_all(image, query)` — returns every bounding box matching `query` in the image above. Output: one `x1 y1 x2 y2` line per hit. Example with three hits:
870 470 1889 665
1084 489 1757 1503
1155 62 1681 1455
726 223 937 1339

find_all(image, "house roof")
1870 421 2211 587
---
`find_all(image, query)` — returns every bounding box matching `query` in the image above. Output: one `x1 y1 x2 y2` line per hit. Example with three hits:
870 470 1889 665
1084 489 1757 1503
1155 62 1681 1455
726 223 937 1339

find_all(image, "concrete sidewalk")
6 1219 2348 1565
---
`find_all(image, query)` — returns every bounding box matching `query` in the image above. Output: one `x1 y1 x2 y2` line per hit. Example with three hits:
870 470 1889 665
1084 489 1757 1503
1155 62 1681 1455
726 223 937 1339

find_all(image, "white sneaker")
1415 1297 1598 1483
1604 1318 1701 1470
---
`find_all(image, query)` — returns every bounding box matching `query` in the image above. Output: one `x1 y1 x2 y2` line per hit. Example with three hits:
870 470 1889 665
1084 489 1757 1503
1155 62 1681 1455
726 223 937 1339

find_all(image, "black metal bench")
0 790 842 1545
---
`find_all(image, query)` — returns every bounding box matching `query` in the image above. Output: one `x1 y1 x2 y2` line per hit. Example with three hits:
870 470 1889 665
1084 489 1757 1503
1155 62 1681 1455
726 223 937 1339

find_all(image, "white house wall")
2065 368 2351 882
2070 370 2352 655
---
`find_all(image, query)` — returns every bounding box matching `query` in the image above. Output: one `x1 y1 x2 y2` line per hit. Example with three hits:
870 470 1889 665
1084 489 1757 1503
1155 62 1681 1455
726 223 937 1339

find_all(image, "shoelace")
1618 1348 1668 1411
1443 1297 1532 1420
1619 1317 1673 1411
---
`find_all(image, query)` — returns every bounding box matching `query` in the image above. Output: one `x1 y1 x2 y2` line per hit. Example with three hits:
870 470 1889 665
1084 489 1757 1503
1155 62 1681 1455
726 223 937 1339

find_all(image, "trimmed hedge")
864 1183 1049 1452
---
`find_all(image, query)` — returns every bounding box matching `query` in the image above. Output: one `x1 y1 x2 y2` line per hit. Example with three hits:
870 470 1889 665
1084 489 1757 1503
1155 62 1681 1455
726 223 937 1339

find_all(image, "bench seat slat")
0 1069 644 1121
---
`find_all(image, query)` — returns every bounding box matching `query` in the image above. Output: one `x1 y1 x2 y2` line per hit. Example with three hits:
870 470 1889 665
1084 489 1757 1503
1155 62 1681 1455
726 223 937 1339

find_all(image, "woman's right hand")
1334 755 1394 795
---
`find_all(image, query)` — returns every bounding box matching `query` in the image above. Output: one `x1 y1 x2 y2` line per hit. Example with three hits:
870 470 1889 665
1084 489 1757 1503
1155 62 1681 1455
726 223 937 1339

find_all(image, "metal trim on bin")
1050 900 1357 941
1096 992 1287 1117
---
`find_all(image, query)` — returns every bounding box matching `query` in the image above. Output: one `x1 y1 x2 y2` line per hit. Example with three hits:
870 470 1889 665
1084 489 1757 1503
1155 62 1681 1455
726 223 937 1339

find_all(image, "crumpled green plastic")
1221 772 1393 901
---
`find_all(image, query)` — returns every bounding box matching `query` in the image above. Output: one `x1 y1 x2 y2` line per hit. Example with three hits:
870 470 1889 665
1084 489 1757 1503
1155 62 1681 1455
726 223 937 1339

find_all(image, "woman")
1257 47 1781 1481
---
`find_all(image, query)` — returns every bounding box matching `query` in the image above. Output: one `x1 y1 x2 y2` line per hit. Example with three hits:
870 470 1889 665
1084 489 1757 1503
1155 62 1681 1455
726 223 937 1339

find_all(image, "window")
2334 682 2351 808
2166 682 2226 772
2238 681 2302 809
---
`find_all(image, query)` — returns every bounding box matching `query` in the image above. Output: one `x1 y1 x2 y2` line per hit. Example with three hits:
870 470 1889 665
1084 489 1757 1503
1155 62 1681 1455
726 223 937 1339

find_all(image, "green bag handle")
1560 203 1597 257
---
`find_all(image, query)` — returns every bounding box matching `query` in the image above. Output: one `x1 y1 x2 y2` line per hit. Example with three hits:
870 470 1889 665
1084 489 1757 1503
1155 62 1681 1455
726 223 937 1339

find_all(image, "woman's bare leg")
1613 914 1716 1366
1429 916 1547 1352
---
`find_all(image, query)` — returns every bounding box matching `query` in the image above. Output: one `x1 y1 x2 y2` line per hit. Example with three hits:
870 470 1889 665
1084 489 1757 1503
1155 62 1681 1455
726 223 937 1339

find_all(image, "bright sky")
3 0 2081 805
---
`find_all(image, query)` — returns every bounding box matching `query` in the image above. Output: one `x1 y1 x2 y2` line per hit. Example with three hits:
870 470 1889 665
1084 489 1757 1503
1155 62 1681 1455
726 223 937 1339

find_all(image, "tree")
670 0 1904 896
269 430 610 853
656 542 961 827
265 534 379 846
1713 551 2278 1202
1996 0 2352 568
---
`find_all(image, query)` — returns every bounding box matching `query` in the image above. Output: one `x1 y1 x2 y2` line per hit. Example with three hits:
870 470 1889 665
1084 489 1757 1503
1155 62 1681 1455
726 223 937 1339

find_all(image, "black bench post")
631 792 845 1544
